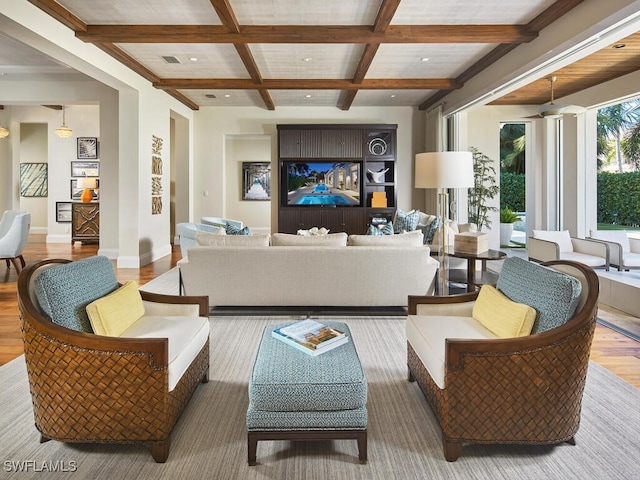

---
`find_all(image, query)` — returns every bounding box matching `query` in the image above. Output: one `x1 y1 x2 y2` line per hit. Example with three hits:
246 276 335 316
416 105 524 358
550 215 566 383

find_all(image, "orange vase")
80 188 93 203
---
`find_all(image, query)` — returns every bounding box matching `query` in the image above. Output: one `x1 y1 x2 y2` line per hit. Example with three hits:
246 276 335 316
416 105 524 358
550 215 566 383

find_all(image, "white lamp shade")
415 151 474 189
77 177 97 189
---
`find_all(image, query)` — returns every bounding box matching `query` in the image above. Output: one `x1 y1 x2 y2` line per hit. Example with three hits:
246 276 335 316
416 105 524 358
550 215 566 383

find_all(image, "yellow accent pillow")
472 285 537 338
86 281 145 336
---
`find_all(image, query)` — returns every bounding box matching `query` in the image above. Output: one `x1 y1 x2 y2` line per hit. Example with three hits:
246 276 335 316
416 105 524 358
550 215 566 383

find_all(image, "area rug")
1 316 639 480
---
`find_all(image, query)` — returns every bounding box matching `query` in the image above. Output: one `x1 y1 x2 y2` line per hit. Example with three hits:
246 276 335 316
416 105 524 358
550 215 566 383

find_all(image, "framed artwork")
242 162 271 201
71 179 98 200
20 163 48 197
56 202 72 223
77 137 99 159
71 161 99 177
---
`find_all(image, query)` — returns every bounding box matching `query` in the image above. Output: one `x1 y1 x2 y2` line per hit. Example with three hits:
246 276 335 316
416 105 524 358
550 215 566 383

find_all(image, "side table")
445 248 506 293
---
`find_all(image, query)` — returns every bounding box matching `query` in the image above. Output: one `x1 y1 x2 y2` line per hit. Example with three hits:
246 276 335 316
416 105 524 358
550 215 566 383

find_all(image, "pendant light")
55 106 73 138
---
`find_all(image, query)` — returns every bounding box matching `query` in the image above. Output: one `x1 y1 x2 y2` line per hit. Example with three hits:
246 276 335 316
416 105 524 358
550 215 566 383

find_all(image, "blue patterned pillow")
367 223 394 235
496 256 582 334
226 224 252 235
421 217 442 244
33 256 119 333
394 209 420 233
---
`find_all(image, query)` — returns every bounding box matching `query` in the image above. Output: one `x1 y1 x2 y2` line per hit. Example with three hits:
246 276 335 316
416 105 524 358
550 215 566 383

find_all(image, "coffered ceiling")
6 0 640 111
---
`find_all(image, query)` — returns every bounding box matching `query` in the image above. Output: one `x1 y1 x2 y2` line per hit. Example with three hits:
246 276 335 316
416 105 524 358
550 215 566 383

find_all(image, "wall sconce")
55 106 73 139
0 124 8 139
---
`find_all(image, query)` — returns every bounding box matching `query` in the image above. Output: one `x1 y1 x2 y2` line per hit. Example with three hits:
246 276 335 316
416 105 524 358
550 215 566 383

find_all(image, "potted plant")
468 147 499 231
499 207 519 246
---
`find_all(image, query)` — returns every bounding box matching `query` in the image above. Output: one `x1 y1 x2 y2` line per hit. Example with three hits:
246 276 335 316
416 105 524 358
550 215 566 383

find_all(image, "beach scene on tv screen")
286 162 360 206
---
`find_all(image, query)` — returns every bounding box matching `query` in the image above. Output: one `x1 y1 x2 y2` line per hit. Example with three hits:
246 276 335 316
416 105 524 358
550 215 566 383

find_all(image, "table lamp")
77 177 98 203
415 151 474 294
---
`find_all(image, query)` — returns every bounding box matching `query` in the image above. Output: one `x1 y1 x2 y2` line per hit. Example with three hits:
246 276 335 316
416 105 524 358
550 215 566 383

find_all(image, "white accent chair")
528 230 609 270
0 210 31 273
200 216 243 229
588 230 640 271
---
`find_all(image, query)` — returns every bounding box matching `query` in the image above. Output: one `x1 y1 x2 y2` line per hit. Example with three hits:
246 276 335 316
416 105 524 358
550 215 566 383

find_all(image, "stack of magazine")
272 319 348 356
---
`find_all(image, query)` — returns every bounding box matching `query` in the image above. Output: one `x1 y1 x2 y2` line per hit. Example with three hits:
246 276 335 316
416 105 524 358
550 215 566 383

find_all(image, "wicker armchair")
17 258 210 463
407 259 599 461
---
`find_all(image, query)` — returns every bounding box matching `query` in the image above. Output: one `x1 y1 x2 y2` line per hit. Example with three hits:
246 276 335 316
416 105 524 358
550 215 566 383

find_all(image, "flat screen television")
282 161 362 207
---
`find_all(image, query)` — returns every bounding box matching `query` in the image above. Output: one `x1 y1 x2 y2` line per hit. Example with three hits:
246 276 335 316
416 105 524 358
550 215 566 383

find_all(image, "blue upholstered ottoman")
247 321 368 465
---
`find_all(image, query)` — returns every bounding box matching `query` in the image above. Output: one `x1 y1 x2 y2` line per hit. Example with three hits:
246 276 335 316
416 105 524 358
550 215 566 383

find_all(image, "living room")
1 1 640 478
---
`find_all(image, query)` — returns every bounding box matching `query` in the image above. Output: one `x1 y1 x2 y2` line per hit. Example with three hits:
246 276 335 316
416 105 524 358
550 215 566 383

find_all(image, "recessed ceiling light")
224 94 231 98
190 57 199 62
305 94 312 98
613 44 626 49
390 94 396 98
421 57 429 62
303 57 312 62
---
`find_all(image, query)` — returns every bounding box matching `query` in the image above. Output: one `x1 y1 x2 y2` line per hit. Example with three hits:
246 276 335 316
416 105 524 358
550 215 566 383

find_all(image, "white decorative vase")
500 223 514 246
367 168 389 183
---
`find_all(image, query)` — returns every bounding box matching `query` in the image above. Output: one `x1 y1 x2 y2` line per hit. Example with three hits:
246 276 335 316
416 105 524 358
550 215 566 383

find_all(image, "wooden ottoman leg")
248 432 258 466
357 431 368 464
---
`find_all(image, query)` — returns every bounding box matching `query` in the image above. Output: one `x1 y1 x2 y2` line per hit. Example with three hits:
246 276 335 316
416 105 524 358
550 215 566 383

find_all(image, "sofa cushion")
348 230 423 246
590 230 631 252
86 281 145 337
119 315 210 392
271 232 347 246
33 256 119 333
367 223 394 236
393 209 420 233
406 314 498 389
496 256 582 334
195 231 270 246
472 285 536 338
532 230 574 252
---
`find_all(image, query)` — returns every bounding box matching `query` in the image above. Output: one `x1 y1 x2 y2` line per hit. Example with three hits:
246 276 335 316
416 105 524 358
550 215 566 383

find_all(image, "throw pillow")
226 223 252 235
86 281 145 337
472 285 537 338
33 256 119 333
496 256 582 334
367 223 394 236
420 217 442 244
393 209 420 233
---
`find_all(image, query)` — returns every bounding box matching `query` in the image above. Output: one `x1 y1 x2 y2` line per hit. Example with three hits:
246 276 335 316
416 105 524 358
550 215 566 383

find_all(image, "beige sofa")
178 232 438 307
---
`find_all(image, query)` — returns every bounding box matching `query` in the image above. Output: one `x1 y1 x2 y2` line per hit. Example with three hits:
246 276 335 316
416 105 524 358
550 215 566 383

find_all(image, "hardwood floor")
1 235 639 389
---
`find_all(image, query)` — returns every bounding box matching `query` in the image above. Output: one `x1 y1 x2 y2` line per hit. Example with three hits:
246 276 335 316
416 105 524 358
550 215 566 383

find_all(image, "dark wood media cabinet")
277 124 397 235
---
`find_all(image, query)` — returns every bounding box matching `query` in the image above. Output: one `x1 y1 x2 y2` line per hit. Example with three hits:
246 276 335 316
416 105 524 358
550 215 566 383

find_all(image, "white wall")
193 106 425 232
18 123 47 232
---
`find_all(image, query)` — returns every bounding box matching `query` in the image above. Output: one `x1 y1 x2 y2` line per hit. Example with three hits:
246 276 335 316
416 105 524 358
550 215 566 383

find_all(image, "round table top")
444 248 507 261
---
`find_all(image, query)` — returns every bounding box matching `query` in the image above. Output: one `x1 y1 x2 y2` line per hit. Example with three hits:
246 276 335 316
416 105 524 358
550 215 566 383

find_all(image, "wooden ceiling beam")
209 0 240 33
27 0 87 32
164 89 200 110
373 0 402 33
76 24 537 44
156 78 459 90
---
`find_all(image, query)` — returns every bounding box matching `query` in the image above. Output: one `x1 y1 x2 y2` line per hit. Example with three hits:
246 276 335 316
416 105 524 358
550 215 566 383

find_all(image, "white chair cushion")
590 230 631 253
559 251 606 267
533 230 574 252
406 314 497 389
119 315 210 391
622 252 640 267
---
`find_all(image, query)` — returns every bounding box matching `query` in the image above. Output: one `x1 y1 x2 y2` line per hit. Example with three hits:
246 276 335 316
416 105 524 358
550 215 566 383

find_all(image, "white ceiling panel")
178 89 264 107
57 0 222 25
270 90 343 107
368 44 495 79
251 44 364 79
231 0 380 25
392 0 555 25
0 33 72 75
117 43 250 78
352 89 435 107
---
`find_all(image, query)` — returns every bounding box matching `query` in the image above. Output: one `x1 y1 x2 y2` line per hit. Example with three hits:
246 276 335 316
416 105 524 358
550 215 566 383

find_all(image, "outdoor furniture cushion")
472 285 536 338
532 229 574 252
590 230 631 252
496 256 582 333
86 281 145 336
33 256 118 333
